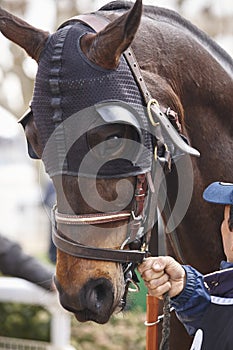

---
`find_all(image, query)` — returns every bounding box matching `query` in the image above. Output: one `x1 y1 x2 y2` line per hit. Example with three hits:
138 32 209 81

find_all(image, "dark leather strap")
52 228 146 263
52 174 148 263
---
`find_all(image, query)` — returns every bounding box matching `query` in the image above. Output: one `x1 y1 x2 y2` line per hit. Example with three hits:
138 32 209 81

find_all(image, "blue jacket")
170 261 233 336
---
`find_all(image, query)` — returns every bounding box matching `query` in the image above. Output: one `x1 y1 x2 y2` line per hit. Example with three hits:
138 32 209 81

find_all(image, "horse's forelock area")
99 1 233 79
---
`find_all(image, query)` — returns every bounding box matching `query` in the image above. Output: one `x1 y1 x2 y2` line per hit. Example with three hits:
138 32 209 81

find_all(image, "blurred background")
0 0 232 257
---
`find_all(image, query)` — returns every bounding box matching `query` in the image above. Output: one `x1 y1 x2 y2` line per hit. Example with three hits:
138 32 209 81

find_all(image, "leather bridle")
52 172 152 264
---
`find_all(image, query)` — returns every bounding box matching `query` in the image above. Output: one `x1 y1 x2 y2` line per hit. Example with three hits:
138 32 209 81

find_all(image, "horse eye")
106 135 123 149
87 125 128 159
93 134 124 158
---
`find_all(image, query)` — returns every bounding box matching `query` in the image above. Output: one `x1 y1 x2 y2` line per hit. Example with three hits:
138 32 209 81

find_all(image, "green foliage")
0 302 51 341
128 272 147 312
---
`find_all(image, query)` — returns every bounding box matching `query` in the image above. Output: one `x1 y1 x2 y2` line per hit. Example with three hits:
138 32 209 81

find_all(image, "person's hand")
138 256 186 299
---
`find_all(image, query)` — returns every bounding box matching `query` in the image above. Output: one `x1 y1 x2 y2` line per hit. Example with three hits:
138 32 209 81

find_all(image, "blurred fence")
0 277 75 350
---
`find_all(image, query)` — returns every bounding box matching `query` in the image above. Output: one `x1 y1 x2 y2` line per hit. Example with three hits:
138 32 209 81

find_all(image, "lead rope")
159 292 171 350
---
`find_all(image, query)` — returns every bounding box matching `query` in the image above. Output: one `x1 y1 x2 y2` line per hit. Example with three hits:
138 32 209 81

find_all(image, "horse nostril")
89 283 108 310
82 278 114 313
53 276 115 323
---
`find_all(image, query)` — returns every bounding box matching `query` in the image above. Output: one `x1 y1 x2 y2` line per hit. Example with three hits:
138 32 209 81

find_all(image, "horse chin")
74 310 111 324
73 297 125 324
72 294 126 324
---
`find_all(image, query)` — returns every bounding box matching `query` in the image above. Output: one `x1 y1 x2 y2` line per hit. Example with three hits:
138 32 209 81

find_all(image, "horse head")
0 0 200 325
0 0 152 323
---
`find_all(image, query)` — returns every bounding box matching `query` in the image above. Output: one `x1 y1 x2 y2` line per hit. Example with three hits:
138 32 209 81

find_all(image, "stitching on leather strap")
54 207 131 225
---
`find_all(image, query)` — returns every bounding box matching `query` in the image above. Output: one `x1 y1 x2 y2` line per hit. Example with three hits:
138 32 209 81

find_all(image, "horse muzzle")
55 276 116 324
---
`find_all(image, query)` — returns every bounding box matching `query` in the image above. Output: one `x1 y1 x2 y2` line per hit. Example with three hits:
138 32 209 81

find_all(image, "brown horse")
1 1 232 349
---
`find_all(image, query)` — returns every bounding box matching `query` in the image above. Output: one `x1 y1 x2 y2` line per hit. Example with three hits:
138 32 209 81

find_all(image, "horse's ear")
81 0 142 69
0 6 49 62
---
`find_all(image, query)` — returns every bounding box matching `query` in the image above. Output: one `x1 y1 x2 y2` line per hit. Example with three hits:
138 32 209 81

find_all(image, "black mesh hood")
31 22 153 177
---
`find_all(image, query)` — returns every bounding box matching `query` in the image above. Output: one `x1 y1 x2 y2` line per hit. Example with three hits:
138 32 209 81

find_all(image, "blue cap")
203 182 233 205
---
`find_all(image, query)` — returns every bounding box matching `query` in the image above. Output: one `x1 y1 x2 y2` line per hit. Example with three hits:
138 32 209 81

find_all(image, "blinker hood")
41 100 152 178
19 101 153 178
20 21 153 178
18 108 39 159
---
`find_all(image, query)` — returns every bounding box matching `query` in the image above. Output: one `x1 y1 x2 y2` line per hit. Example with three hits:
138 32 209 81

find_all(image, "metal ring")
144 316 163 327
127 278 140 293
147 99 160 127
144 307 175 327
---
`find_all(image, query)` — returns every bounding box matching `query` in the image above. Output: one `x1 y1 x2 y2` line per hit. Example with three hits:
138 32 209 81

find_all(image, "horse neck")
133 14 233 119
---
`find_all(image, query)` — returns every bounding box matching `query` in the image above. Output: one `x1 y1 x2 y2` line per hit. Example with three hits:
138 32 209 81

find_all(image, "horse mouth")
73 310 111 324
58 301 114 324
72 298 125 324
56 277 120 324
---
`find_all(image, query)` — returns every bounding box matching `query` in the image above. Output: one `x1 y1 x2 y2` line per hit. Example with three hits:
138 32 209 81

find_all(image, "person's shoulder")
204 267 233 297
204 267 233 279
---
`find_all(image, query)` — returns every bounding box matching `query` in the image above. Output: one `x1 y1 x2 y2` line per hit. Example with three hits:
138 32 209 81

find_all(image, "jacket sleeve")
0 234 54 291
170 265 211 336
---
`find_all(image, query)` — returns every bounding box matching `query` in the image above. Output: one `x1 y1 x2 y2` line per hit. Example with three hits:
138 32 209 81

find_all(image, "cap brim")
203 182 233 205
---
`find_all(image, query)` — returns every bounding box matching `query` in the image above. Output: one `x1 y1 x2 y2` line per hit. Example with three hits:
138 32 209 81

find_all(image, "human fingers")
140 265 164 282
138 256 186 298
146 273 171 299
140 256 185 282
138 257 166 275
164 257 186 281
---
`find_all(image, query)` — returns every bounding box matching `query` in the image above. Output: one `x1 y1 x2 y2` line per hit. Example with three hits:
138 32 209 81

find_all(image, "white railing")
0 277 76 350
